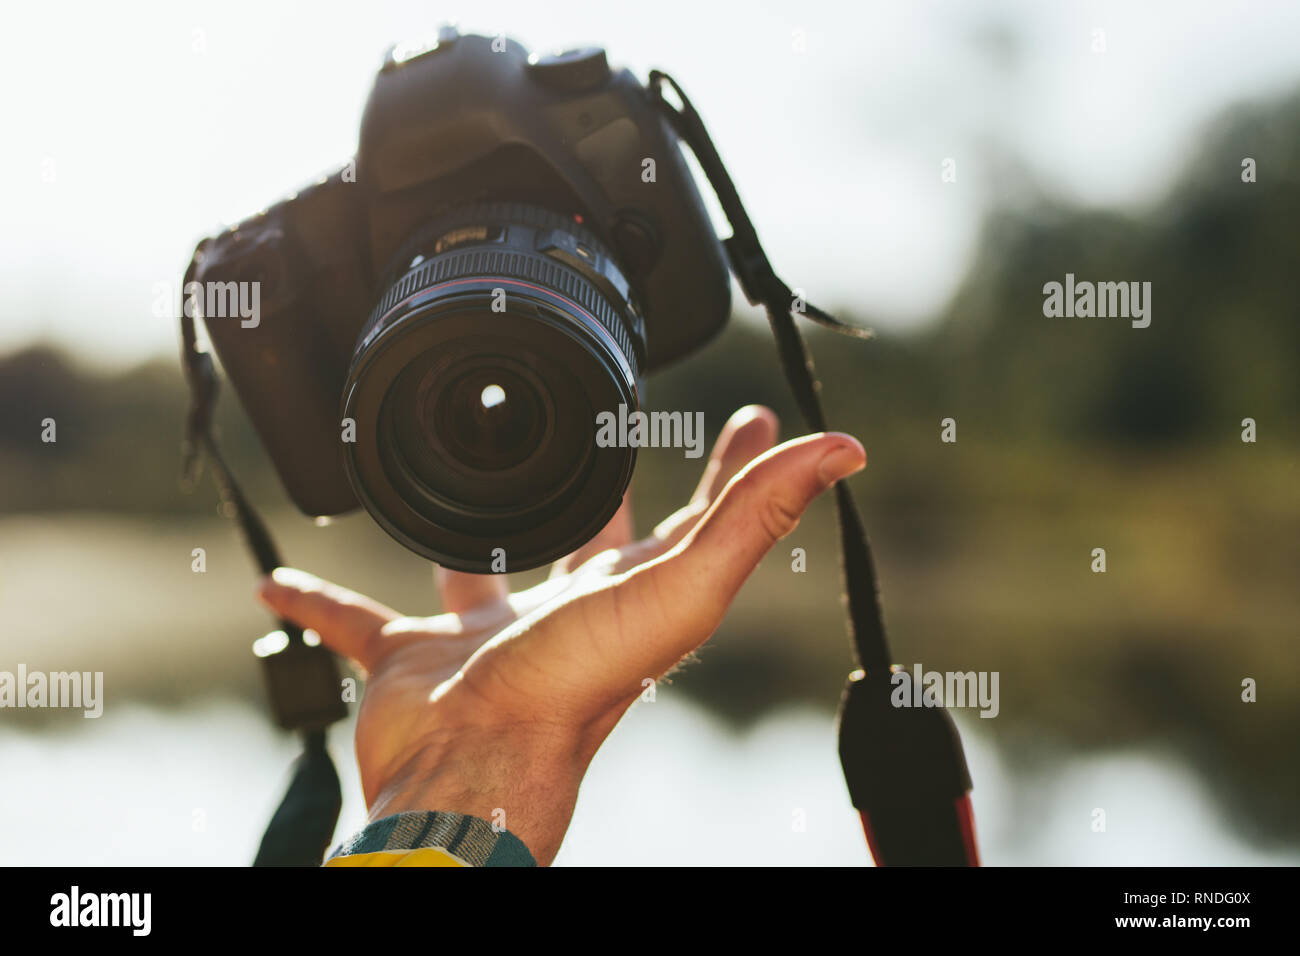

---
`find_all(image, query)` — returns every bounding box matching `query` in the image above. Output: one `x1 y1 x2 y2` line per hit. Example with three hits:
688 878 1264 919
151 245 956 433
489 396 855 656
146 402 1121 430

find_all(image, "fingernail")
816 441 866 485
269 567 318 590
733 404 773 427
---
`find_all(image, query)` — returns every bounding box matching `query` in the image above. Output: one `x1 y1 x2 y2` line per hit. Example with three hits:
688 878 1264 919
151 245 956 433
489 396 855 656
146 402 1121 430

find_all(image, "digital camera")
186 27 732 572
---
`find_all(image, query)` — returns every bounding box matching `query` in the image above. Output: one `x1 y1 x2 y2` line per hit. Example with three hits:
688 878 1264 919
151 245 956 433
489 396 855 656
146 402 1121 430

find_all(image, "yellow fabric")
324 847 470 867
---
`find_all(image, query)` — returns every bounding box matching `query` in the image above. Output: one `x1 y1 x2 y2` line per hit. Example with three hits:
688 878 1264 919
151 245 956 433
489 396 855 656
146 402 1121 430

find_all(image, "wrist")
367 724 585 865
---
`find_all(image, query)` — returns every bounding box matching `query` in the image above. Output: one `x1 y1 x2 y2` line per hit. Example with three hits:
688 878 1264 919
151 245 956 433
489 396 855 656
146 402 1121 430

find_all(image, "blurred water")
1 696 1293 866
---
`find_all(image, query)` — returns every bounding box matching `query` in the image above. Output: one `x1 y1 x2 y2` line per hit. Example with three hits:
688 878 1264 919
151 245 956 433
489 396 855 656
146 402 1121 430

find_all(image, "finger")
503 408 778 619
550 492 634 577
436 566 509 615
611 432 865 682
689 404 779 506
257 567 399 671
615 405 779 571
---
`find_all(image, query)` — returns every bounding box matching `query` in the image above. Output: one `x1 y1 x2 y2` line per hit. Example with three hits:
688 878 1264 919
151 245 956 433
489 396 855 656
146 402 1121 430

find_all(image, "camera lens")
434 368 543 472
342 203 646 572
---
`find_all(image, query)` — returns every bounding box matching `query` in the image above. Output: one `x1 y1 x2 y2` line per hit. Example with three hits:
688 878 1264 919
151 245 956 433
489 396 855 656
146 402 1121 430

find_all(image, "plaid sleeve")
323 811 537 867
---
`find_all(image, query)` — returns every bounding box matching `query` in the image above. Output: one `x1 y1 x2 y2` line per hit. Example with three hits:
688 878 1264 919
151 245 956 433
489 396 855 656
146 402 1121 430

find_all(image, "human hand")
257 405 865 864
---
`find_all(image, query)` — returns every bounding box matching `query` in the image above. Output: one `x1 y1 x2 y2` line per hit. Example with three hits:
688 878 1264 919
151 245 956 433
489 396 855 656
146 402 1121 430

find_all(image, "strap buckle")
253 627 349 732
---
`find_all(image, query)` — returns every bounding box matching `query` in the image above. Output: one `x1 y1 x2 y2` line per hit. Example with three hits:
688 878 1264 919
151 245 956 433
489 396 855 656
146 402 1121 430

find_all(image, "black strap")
251 730 342 867
648 71 889 671
180 267 345 866
649 72 976 865
181 288 283 578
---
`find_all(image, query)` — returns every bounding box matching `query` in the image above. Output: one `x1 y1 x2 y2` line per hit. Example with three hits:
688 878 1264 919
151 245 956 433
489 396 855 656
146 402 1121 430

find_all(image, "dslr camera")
187 27 732 572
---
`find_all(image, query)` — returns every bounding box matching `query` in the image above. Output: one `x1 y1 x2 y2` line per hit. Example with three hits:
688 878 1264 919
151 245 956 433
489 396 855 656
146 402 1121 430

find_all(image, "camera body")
188 28 730 536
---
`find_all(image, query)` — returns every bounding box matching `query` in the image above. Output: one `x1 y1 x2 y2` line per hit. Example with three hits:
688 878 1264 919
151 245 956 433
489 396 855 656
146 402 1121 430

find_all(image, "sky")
3 0 1299 367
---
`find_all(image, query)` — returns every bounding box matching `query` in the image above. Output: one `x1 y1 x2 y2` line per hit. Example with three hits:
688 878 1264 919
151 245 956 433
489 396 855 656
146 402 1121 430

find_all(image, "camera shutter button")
526 47 610 92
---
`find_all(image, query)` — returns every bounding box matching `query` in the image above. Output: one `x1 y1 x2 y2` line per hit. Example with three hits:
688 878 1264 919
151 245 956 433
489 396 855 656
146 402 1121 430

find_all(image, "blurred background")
1 0 1297 865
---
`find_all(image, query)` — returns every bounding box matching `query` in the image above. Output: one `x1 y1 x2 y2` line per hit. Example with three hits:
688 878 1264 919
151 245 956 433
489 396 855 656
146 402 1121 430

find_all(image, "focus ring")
369 201 645 366
384 201 614 271
364 229 643 380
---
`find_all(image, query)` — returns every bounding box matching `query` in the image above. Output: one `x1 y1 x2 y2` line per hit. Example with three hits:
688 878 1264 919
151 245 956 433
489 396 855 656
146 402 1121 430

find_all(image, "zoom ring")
365 203 646 375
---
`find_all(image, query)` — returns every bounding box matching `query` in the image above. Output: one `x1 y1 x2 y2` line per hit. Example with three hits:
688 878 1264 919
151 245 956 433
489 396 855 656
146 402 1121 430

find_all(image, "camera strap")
649 71 979 865
180 263 346 867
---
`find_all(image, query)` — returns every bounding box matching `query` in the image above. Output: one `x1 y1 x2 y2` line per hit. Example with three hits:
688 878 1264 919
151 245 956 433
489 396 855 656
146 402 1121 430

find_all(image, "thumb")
614 432 865 681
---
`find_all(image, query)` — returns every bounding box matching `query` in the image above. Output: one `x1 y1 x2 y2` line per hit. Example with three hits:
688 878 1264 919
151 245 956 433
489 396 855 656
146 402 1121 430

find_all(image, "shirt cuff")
324 810 537 867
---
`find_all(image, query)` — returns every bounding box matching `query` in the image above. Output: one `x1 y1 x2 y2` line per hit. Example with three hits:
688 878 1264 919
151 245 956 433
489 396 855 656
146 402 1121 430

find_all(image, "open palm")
258 405 865 864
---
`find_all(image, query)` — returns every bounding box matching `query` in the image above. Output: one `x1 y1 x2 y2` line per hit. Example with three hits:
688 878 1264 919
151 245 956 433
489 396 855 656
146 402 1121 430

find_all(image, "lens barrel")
342 202 645 572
